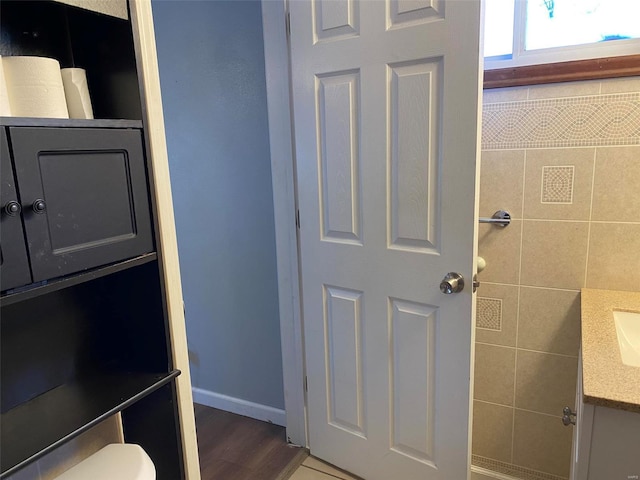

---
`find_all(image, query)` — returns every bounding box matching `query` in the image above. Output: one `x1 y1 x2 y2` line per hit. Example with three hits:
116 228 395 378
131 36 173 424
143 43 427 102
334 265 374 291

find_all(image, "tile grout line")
302 464 353 480
482 282 580 293
475 341 579 359
510 147 527 464
517 149 527 289
587 220 640 225
510 285 520 465
513 218 640 224
475 398 566 420
583 148 598 288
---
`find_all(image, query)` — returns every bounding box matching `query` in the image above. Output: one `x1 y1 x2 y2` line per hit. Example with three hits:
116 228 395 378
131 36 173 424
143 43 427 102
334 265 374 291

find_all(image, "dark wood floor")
195 403 307 480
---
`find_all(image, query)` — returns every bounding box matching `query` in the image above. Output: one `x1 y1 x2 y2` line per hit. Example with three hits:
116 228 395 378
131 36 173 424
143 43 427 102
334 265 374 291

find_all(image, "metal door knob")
440 272 464 294
4 200 21 216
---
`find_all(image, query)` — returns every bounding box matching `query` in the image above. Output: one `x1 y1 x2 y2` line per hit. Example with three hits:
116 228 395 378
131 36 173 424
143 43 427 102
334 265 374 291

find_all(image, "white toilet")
54 444 155 480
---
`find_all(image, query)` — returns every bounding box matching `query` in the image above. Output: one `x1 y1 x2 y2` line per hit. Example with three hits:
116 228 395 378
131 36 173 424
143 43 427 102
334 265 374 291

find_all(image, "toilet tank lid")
54 444 156 480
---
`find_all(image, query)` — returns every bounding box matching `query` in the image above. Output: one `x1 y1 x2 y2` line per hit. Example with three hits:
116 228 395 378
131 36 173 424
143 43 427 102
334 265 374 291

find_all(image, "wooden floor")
195 403 306 480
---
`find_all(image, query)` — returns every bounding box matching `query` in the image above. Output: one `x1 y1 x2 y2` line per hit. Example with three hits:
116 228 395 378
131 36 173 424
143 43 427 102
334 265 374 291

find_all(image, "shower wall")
472 76 640 480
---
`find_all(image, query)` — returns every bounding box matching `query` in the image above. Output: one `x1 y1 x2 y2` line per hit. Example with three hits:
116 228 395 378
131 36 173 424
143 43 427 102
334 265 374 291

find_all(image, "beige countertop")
581 288 640 413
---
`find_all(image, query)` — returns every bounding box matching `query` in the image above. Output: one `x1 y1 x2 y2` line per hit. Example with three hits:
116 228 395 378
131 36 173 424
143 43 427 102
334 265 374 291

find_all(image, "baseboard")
471 455 566 480
192 387 287 427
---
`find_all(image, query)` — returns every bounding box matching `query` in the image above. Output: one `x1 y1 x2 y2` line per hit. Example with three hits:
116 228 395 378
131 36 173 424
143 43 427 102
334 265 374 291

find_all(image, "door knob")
4 200 21 216
440 272 464 294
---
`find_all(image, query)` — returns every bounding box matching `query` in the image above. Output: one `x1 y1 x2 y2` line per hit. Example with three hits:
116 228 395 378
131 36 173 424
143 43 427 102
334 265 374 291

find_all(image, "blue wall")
152 0 284 409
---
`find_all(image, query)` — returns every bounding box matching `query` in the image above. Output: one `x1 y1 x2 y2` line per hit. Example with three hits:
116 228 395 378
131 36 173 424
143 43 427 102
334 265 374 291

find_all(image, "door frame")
262 0 307 447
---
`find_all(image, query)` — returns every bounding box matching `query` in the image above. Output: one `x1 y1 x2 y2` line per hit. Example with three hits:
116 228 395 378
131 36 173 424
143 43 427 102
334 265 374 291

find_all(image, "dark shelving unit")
0 253 157 307
0 370 181 478
0 1 188 478
0 117 143 129
0 0 143 120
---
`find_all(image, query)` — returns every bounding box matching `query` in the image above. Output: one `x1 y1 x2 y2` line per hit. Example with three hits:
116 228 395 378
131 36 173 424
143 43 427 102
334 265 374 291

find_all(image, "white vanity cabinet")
572 354 640 480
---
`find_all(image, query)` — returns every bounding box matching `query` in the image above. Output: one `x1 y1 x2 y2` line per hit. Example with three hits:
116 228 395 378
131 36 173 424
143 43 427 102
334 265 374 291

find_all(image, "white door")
289 1 483 479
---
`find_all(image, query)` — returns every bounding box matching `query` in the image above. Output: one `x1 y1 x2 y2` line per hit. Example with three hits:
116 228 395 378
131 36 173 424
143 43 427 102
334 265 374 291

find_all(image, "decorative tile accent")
477 297 502 331
541 166 574 204
482 93 640 149
472 455 567 480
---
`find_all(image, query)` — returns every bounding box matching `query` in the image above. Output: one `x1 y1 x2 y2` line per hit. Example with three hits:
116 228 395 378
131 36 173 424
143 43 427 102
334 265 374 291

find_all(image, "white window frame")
484 0 640 71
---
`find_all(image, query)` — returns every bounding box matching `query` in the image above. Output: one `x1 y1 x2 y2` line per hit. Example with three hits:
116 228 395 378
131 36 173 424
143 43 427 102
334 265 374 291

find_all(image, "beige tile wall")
473 76 640 480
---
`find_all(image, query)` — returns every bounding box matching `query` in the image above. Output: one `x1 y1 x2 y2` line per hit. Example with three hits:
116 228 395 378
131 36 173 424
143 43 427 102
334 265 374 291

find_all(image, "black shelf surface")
0 369 181 478
1 253 157 307
0 117 143 129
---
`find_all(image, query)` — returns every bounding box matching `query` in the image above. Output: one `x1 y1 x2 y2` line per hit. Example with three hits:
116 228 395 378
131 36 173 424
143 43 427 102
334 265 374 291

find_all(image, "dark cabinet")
1 130 32 291
1 127 153 290
1 123 182 478
1 2 190 478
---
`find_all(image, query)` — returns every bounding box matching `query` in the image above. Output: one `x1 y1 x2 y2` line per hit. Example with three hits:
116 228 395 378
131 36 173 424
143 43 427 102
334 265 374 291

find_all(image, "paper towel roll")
3 56 69 118
61 68 94 119
0 57 12 116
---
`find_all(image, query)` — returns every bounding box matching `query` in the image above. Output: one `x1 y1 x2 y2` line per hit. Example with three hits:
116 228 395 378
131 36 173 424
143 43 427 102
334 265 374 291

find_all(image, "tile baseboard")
471 455 568 480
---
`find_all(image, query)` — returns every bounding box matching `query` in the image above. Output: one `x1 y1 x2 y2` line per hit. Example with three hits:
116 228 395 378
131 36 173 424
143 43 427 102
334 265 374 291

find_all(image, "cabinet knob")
32 199 46 214
562 406 576 426
4 200 21 216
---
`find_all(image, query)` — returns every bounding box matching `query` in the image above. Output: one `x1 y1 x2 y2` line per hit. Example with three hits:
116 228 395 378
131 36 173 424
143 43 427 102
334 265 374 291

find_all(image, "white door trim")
130 1 201 477
261 0 307 447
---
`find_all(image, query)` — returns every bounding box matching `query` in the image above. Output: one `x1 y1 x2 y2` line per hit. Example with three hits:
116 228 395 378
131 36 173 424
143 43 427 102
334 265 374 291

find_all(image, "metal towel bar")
479 210 511 227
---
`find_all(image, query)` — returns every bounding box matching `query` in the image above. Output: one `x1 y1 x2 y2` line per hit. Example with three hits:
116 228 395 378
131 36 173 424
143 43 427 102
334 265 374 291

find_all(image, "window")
483 0 640 84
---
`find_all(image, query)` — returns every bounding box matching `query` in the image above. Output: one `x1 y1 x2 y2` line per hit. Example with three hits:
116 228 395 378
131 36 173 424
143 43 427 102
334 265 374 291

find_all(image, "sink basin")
614 310 640 367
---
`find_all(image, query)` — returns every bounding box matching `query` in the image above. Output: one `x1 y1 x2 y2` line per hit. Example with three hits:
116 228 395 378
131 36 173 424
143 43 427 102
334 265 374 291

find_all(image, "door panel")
388 0 445 26
324 285 365 435
388 58 441 252
389 298 436 464
0 129 32 291
10 127 153 282
290 1 483 478
313 0 359 42
317 71 362 244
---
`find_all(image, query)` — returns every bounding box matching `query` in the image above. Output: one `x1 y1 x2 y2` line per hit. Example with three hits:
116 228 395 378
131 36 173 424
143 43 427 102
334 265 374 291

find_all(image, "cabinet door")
9 127 153 282
1 129 32 291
